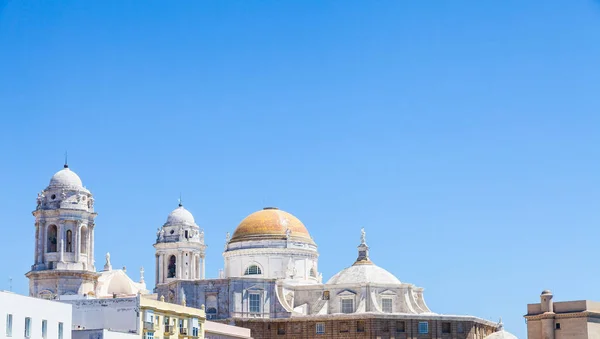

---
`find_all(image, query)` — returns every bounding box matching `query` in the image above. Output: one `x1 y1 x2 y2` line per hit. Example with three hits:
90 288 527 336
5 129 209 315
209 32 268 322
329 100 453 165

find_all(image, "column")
178 252 183 279
34 224 39 264
58 221 65 250
75 222 80 262
190 253 194 280
89 225 95 269
37 221 45 264
200 255 205 279
155 254 159 285
159 254 164 283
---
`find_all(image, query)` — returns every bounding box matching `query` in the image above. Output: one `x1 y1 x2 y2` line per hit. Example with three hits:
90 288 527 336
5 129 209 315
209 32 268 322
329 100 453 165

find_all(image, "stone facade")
26 165 98 298
524 290 600 339
154 204 207 286
26 165 147 299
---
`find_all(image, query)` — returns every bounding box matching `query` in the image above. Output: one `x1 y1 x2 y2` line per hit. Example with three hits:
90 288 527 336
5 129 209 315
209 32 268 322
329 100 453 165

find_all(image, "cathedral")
26 165 518 339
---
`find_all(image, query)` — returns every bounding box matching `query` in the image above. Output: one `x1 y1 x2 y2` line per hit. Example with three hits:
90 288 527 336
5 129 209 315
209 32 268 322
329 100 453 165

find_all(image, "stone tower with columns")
26 164 98 298
154 202 206 291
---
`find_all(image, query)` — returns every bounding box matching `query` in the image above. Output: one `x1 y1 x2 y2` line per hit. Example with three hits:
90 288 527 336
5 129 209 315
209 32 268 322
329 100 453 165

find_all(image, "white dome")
327 263 401 285
49 167 83 188
166 206 196 226
485 330 518 339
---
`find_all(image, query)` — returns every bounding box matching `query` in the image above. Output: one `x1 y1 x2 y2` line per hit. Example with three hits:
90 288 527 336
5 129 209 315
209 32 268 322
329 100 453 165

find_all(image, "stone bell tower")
154 201 206 292
25 163 98 299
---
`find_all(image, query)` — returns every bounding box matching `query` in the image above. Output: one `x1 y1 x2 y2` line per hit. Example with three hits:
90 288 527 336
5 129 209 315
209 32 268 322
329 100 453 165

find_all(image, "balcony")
164 325 175 336
143 322 158 331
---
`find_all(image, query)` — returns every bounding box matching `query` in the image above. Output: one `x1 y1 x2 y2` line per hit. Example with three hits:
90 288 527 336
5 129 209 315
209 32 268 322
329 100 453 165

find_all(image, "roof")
327 263 401 285
230 207 314 245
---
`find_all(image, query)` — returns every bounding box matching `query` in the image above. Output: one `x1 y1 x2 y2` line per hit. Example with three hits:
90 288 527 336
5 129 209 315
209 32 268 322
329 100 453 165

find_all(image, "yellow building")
141 295 205 339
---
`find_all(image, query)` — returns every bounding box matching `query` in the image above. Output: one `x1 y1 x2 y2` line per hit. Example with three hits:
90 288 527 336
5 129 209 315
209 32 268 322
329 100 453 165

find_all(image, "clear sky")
1 1 600 337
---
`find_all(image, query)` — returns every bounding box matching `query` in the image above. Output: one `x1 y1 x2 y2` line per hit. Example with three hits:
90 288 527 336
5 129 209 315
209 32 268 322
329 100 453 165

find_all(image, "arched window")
244 264 262 275
80 227 88 254
47 225 57 253
66 230 73 252
168 255 177 278
309 268 316 278
206 308 217 320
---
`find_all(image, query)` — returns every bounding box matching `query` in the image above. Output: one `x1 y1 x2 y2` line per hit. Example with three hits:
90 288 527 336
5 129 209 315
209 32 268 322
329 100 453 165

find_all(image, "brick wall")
232 318 496 339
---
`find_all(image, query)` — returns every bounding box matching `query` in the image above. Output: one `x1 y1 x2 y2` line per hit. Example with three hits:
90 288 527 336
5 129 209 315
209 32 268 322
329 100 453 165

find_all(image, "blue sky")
1 1 600 337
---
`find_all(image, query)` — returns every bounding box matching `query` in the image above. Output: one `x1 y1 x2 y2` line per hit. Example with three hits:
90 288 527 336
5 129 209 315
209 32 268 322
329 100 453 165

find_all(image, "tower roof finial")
354 227 372 265
178 193 182 207
64 151 68 168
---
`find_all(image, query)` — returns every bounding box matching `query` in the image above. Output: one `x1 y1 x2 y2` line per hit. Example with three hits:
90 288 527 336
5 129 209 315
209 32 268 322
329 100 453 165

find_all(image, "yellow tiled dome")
230 207 315 245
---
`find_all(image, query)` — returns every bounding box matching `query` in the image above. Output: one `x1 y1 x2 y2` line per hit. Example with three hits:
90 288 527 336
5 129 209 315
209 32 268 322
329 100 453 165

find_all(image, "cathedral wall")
160 279 293 320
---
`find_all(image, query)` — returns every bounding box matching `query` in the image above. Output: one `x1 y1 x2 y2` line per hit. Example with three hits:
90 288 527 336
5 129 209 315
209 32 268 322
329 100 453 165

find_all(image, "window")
24 318 31 338
396 321 405 333
442 322 451 334
192 318 200 337
322 291 330 300
47 225 58 252
556 323 561 330
341 299 354 313
277 324 285 335
357 320 365 333
249 293 261 313
58 323 63 339
42 320 48 339
339 322 349 333
418 321 429 334
316 323 325 334
168 255 176 278
309 268 316 277
383 321 390 332
145 332 154 339
179 320 185 335
66 230 73 252
457 323 464 333
244 265 261 275
382 298 393 313
206 308 217 320
185 231 189 239
5 314 12 337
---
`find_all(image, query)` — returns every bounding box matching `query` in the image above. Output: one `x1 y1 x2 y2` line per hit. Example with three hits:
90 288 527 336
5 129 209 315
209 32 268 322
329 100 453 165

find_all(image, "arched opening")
80 227 88 254
66 230 73 252
244 264 262 275
309 268 316 278
168 255 176 278
47 225 57 252
206 308 217 320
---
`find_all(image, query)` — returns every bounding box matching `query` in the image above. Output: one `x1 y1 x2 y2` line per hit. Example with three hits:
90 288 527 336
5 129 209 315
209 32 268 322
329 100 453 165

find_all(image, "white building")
0 291 72 339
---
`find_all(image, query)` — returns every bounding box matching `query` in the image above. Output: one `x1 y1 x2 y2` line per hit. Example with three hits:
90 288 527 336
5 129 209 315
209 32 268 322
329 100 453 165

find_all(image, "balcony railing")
179 328 188 335
164 325 175 335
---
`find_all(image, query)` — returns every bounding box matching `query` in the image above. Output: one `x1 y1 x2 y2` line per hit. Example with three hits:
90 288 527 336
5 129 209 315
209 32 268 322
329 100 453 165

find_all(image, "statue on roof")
285 227 292 240
360 227 366 245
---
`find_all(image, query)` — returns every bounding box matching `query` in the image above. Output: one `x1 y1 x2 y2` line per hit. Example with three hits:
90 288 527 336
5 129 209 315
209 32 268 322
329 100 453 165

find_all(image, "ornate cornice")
223 247 318 258
525 311 600 321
